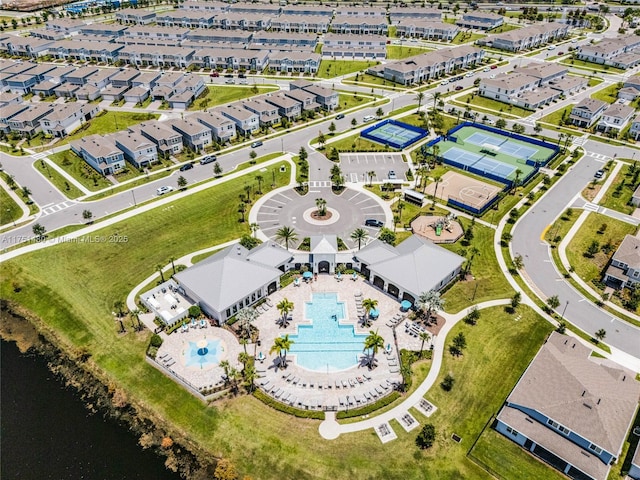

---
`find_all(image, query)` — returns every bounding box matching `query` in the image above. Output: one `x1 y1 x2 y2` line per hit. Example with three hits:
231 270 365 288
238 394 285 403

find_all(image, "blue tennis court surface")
443 146 515 178
465 131 539 160
361 119 428 149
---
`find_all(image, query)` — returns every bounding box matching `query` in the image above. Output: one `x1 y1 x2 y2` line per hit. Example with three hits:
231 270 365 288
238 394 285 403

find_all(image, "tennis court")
465 131 541 160
361 119 428 149
442 146 516 180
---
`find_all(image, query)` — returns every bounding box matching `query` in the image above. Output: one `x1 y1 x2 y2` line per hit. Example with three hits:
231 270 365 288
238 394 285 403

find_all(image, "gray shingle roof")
612 234 640 269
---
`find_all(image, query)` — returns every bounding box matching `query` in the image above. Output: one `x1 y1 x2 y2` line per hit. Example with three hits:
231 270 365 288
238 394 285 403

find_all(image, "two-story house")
396 20 459 41
389 7 442 23
133 121 184 157
190 111 237 144
268 51 321 74
597 103 635 134
629 120 640 140
114 131 158 169
264 93 302 120
456 12 504 30
70 134 126 175
0 103 29 133
40 103 99 137
496 331 640 480
330 15 389 35
569 97 608 128
295 83 339 111
8 103 54 136
115 8 157 25
241 98 281 127
216 104 259 136
171 119 212 152
603 234 640 289
283 88 321 112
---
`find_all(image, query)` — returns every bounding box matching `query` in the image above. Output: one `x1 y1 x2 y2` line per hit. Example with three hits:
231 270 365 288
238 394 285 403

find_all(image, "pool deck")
253 274 408 411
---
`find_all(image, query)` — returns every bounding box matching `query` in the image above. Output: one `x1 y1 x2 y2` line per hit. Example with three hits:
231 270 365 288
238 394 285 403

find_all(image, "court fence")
361 119 428 150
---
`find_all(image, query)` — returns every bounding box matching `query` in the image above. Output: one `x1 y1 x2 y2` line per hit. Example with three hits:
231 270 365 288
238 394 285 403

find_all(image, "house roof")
602 103 635 119
245 241 292 267
174 243 281 312
310 235 338 254
572 97 607 114
613 234 640 269
505 332 640 456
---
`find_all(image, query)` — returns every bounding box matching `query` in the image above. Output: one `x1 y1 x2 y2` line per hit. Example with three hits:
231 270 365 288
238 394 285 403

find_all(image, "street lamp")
131 189 137 207
561 301 569 321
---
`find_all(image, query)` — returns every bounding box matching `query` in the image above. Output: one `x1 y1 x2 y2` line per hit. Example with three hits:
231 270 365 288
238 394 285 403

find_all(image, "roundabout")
253 186 389 249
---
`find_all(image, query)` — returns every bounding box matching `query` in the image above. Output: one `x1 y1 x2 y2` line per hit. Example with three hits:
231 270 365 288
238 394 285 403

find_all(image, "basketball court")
423 171 501 211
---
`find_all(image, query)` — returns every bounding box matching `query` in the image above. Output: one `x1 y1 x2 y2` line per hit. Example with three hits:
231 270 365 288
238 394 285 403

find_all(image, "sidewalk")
0 176 31 228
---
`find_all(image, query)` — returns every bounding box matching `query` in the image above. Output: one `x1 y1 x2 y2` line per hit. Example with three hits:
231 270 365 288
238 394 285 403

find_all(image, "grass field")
48 151 114 192
599 163 637 215
337 93 374 112
325 131 392 152
591 83 621 104
441 219 515 314
0 186 23 225
566 212 637 288
453 93 533 118
451 32 486 45
386 45 432 60
35 159 85 199
317 60 377 79
58 111 159 146
345 73 408 89
560 58 625 74
189 84 279 111
539 104 575 128
488 24 521 34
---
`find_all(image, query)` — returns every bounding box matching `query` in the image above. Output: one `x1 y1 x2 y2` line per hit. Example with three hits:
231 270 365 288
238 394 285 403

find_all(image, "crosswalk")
572 135 589 147
32 152 48 160
583 202 600 213
41 201 76 216
586 152 612 162
307 180 332 188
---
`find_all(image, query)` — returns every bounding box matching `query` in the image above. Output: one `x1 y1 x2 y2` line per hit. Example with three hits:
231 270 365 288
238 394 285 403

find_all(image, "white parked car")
440 80 449 86
483 67 490 72
490 74 497 79
547 45 556 51
363 115 375 122
156 186 174 195
465 72 474 78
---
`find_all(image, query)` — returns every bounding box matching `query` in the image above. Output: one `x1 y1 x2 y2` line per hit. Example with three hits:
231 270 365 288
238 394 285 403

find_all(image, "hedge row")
253 389 325 420
336 391 401 419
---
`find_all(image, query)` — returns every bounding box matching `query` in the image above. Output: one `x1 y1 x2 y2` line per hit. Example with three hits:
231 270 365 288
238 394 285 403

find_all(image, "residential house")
495 332 640 480
70 134 126 175
123 86 149 104
577 36 640 69
570 98 608 128
603 234 640 288
193 48 269 72
283 88 321 112
46 18 85 36
281 4 334 17
396 20 459 41
0 103 29 133
219 12 272 31
155 10 217 29
629 442 640 480
335 6 387 17
229 3 282 16
264 93 302 120
478 22 570 52
618 86 640 102
123 25 191 42
74 83 101 101
171 119 212 152
117 45 195 69
133 121 184 157
185 29 252 44
190 111 236 144
217 104 259 136
331 15 389 35
8 103 54 136
182 1 230 12
0 36 55 58
114 131 158 168
297 83 339 110
271 14 330 33
79 23 127 37
115 8 157 25
389 7 441 23
241 98 281 127
632 184 640 207
456 12 504 30
251 31 318 48
30 28 67 41
268 51 321 73
0 91 22 107
109 69 141 89
322 33 387 59
52 83 79 99
131 71 161 90
101 84 130 102
40 103 99 137
86 69 118 90
630 120 640 140
597 103 634 133
63 66 99 85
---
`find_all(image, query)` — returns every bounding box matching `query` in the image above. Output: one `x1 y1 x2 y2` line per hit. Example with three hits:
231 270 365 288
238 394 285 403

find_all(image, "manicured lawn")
452 93 532 118
544 208 579 246
35 159 85 199
591 83 621 104
0 144 28 156
386 45 432 60
188 84 279 111
471 429 564 480
337 93 373 112
488 24 521 34
560 58 625 74
599 163 637 215
539 104 574 127
0 186 22 225
566 212 637 288
325 131 392 152
441 219 515 314
451 32 486 45
345 73 408 89
48 151 114 192
58 111 160 146
317 60 378 79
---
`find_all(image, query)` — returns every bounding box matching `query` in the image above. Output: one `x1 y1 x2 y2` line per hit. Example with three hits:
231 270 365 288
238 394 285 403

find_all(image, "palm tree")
219 360 231 384
255 175 263 194
363 330 385 369
396 201 405 224
351 228 369 250
466 247 480 274
415 91 425 113
367 170 376 186
237 202 247 222
228 366 241 393
238 350 250 366
276 298 294 326
417 290 445 321
275 226 298 250
432 175 442 204
315 197 327 216
130 308 142 331
432 91 441 113
270 334 294 368
361 298 378 326
243 364 258 392
236 306 258 339
415 166 428 191
250 222 259 238
156 264 165 283
512 168 522 193
419 331 431 357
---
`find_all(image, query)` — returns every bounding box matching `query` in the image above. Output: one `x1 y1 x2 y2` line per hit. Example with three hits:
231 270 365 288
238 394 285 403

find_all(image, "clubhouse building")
141 234 464 326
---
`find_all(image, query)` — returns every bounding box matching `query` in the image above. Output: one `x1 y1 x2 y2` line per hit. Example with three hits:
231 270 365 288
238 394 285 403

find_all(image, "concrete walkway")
0 176 31 228
318 298 511 440
42 156 91 195
0 154 294 262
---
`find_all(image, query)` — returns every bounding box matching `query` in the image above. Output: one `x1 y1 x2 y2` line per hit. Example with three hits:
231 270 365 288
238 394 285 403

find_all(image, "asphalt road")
511 153 640 357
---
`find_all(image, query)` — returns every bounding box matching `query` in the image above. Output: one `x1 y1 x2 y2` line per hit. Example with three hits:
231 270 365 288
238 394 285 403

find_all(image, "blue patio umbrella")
369 308 380 319
303 271 313 279
401 300 412 311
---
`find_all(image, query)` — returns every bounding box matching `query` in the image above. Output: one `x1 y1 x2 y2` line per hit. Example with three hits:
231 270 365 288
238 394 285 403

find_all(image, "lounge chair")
390 367 400 373
335 380 341 389
356 377 364 383
348 378 357 387
166 360 175 367
274 389 283 399
341 379 348 388
159 353 168 359
339 397 345 407
282 392 291 402
363 373 372 381
266 298 273 307
370 389 378 398
283 373 292 381
363 391 372 401
289 396 297 406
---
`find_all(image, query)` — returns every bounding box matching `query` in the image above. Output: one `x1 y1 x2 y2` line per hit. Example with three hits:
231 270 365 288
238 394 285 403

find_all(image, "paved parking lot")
339 153 407 184
255 186 388 248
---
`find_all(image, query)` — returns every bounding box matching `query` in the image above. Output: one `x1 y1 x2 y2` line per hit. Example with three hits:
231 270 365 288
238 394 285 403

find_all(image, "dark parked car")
455 85 463 91
594 169 605 179
238 73 246 78
210 71 219 77
200 155 217 165
179 163 194 171
251 141 263 148
365 219 384 228
336 113 345 120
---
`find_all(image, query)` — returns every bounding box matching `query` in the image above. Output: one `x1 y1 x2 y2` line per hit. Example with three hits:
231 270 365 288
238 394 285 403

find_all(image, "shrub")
336 391 401 419
253 389 324 419
150 334 163 348
441 374 455 391
188 305 202 318
416 424 436 449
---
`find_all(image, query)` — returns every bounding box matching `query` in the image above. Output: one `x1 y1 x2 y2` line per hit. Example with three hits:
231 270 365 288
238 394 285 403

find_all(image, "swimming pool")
288 292 367 372
184 338 224 368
